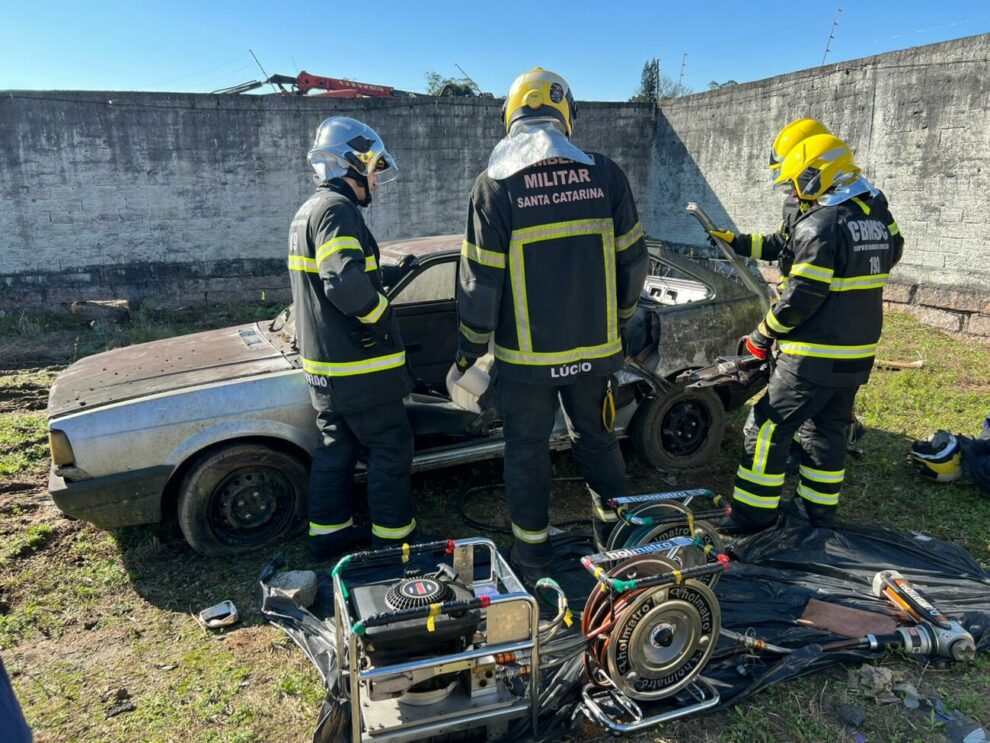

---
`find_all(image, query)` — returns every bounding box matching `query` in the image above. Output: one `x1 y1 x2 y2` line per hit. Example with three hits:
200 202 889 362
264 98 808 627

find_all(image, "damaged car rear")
47 233 766 555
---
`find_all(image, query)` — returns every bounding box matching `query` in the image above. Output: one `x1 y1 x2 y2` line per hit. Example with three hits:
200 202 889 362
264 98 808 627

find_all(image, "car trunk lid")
48 323 292 418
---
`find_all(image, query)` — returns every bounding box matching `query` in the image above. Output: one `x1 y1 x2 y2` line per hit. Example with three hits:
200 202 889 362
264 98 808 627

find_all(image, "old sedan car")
46 235 765 555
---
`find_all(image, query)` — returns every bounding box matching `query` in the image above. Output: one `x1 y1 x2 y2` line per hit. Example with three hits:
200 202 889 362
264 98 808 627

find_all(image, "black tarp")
260 516 990 741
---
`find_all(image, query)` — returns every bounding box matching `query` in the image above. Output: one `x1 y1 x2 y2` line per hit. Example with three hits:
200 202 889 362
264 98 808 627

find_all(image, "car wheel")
177 443 307 556
631 385 726 470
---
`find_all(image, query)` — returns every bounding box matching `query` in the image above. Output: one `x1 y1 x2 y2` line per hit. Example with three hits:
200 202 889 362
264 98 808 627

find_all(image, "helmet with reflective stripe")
307 116 398 184
769 118 830 175
503 67 577 136
774 133 859 201
911 430 963 483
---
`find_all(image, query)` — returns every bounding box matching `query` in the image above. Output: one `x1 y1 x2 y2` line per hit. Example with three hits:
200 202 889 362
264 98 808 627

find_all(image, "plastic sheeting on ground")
260 514 990 741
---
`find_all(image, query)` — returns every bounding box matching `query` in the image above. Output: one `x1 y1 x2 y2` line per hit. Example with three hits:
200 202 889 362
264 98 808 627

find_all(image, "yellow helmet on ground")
911 431 963 483
773 133 859 201
769 118 830 174
503 67 577 136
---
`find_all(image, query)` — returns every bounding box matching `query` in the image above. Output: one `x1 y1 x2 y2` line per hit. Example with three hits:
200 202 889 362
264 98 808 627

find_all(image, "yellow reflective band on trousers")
618 303 637 320
764 310 794 334
733 486 780 509
302 352 406 377
752 233 764 260
316 236 364 265
778 341 877 359
799 465 845 483
752 420 777 473
512 523 549 544
593 504 619 523
459 322 491 344
736 464 785 487
506 218 617 360
309 518 353 536
616 222 644 252
372 519 417 540
357 293 388 324
288 255 318 273
790 263 834 284
797 484 839 506
829 273 888 292
462 240 506 269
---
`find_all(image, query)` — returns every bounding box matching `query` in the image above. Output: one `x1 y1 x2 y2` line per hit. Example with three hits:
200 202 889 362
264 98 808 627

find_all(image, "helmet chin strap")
350 170 372 206
335 170 372 206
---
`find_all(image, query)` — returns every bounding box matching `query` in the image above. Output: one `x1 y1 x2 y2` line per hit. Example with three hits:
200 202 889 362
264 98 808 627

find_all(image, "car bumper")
48 465 174 529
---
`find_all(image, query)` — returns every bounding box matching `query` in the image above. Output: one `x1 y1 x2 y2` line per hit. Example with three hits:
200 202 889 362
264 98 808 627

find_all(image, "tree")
425 71 475 97
629 58 691 103
708 80 739 90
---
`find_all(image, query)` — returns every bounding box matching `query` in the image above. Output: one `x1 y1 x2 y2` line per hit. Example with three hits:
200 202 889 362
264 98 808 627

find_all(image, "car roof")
379 234 460 265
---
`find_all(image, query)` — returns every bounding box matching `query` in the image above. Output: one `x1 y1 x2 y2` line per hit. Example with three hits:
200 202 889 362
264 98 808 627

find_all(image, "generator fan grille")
384 577 454 611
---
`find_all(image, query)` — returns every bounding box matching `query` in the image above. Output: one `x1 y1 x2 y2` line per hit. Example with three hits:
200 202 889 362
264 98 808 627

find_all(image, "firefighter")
710 119 903 474
725 133 903 531
709 118 831 272
288 116 416 559
709 117 903 293
450 68 649 580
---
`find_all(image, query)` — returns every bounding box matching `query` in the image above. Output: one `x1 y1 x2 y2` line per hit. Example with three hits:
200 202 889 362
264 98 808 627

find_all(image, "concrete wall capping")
2 34 989 337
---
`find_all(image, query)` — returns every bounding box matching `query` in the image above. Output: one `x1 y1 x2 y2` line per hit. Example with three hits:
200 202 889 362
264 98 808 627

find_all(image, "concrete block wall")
649 33 990 336
0 92 653 313
2 34 988 336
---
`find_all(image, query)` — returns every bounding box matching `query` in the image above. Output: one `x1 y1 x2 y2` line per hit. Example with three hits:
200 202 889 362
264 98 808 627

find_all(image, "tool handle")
872 570 951 629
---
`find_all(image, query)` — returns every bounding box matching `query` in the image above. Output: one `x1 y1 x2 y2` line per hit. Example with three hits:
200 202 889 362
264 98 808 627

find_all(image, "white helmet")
307 116 398 184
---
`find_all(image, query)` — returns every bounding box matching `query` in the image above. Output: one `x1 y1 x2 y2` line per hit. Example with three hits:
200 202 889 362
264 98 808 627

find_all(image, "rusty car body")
46 235 764 554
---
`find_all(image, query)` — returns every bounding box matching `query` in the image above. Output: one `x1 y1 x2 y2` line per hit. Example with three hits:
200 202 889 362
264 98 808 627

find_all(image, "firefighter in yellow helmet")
709 118 829 271
725 133 903 531
450 68 648 582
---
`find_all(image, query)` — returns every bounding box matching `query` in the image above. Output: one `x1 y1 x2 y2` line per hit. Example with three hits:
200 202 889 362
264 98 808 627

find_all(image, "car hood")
48 323 293 418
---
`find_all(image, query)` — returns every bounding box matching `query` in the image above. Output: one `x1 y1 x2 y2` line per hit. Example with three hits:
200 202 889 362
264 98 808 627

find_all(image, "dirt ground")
2 310 990 742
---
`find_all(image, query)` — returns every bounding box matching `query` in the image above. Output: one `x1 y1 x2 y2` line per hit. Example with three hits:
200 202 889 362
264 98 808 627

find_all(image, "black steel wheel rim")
659 399 711 456
207 466 295 545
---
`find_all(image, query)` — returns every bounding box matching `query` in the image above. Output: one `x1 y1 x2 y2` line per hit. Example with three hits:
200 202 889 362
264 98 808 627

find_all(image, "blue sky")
1 1 987 99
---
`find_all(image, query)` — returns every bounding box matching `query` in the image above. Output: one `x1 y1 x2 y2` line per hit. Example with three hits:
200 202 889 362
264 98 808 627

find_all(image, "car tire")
631 385 726 470
177 443 308 556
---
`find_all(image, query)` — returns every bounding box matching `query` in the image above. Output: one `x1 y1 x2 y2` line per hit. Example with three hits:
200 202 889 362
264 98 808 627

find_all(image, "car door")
388 255 459 391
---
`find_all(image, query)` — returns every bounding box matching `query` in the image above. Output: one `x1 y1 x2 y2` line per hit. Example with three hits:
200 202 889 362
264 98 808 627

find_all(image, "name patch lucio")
550 361 592 379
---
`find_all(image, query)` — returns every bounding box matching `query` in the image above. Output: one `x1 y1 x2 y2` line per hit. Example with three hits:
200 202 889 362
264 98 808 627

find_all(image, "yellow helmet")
770 118 829 175
911 431 963 483
503 67 576 136
773 133 859 201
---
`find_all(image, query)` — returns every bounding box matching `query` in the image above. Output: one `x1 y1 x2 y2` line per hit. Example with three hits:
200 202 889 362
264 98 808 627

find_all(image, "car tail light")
49 429 75 467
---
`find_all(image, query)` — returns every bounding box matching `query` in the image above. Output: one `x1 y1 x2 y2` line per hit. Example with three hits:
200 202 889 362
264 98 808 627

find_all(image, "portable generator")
331 537 541 742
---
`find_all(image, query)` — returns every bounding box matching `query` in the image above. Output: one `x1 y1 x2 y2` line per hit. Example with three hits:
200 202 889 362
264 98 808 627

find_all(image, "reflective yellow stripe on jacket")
506 218 617 361
288 255 318 273
616 222 644 252
790 263 834 284
829 273 888 292
316 236 364 265
459 322 491 344
462 240 506 269
357 293 388 324
777 341 877 359
301 352 406 377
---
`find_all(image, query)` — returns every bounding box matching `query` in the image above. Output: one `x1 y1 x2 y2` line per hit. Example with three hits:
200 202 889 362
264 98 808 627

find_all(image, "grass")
0 306 988 742
0 301 284 366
